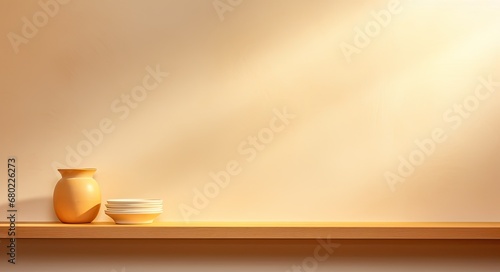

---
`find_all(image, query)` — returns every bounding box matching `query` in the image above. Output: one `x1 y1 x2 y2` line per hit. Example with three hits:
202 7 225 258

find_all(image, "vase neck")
58 168 96 178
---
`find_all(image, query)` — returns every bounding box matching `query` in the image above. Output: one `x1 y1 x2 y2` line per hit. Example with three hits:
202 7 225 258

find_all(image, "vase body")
53 168 101 223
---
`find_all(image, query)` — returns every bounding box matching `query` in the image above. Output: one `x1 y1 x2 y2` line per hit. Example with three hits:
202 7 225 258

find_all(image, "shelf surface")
1 222 500 239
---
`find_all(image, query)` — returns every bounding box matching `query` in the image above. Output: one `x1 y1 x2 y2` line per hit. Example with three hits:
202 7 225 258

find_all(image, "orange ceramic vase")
53 168 101 223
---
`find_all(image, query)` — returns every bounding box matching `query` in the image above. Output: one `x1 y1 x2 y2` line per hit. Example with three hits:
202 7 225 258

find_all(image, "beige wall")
1 0 500 270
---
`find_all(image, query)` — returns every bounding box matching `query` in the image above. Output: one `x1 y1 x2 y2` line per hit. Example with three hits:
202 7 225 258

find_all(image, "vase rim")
58 168 97 172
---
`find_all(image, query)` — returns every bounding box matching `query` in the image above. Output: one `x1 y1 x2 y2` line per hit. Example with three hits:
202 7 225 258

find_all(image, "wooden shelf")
1 222 500 239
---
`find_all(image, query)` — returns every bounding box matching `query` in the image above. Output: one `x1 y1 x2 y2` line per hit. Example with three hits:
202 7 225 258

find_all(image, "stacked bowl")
105 199 163 224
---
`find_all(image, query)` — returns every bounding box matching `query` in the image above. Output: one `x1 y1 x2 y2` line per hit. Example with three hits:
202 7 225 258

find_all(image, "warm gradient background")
1 0 500 271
